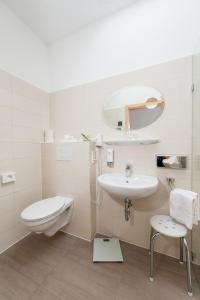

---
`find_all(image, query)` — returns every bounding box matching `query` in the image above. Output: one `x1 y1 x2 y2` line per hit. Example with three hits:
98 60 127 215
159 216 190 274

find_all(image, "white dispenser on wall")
95 134 103 147
107 148 114 167
44 129 54 143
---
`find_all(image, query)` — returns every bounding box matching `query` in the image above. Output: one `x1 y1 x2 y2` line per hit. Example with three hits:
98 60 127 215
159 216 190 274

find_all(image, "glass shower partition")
192 53 200 287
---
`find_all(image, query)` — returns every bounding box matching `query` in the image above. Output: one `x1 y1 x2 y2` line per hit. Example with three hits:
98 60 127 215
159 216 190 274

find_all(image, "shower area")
192 53 200 287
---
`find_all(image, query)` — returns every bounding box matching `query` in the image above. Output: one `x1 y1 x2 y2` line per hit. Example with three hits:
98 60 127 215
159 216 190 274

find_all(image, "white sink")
98 173 158 200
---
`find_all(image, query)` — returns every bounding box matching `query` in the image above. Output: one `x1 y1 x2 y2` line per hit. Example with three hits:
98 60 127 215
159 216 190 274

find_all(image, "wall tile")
0 142 12 161
13 142 41 159
0 70 12 91
0 89 12 107
13 110 42 129
13 157 42 192
0 106 12 126
0 126 13 142
13 126 43 143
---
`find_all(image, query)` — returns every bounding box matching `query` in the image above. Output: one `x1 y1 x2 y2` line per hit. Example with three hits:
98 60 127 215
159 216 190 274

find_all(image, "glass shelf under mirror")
104 138 159 146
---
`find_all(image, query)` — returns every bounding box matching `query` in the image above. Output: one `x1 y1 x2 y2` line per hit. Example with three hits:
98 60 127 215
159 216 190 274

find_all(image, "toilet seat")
21 196 71 222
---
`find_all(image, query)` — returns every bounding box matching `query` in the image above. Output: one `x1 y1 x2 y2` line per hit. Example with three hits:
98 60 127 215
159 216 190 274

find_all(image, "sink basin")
98 173 159 200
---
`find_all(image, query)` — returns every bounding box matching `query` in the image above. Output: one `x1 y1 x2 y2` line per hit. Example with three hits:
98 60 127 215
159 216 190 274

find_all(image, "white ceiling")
2 0 138 44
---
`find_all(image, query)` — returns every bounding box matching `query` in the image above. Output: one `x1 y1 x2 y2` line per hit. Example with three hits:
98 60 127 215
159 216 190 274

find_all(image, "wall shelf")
104 138 159 146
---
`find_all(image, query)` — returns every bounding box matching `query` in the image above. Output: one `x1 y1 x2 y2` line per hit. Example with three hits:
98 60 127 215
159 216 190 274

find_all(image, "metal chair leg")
148 227 154 255
149 232 160 282
183 238 193 296
180 237 184 264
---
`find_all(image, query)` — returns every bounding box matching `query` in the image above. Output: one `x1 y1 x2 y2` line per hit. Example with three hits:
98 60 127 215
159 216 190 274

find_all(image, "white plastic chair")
149 215 192 296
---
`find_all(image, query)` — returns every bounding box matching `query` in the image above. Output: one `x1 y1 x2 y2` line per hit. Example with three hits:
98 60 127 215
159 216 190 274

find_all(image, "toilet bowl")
20 196 73 237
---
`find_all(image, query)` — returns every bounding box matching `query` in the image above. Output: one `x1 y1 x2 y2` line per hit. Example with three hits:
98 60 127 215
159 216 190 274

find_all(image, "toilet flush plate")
93 238 123 262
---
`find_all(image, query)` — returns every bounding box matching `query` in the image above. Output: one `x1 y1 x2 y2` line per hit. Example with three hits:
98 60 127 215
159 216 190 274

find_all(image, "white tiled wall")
49 56 193 258
0 69 49 253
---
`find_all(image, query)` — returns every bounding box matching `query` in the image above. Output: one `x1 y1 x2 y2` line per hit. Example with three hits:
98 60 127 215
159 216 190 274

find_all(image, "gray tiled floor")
0 232 199 299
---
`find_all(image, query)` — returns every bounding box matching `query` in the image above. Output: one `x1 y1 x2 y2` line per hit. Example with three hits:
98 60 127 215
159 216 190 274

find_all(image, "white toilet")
20 196 73 237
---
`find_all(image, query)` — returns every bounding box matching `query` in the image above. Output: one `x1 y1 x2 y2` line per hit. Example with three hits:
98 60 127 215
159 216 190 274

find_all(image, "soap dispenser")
107 148 114 167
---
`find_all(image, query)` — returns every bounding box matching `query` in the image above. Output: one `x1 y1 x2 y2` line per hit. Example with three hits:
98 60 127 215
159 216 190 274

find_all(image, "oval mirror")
103 86 165 130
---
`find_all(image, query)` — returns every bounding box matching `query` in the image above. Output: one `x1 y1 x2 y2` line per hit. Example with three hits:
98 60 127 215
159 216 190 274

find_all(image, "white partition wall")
42 142 96 241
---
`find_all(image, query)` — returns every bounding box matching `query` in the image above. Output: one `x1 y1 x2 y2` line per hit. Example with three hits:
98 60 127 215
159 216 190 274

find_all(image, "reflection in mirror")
103 86 165 130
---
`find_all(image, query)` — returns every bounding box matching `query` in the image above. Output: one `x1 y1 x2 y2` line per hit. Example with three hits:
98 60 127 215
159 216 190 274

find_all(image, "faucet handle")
125 164 133 178
125 164 132 170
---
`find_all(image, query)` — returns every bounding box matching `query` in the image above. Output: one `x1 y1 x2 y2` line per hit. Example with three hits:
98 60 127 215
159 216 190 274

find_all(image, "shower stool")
149 215 192 296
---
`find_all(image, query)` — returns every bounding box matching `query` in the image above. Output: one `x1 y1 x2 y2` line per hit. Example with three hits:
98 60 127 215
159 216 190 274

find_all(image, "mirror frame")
124 97 165 129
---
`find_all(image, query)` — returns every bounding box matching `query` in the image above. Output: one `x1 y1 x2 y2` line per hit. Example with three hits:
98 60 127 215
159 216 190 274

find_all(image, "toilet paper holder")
156 155 187 169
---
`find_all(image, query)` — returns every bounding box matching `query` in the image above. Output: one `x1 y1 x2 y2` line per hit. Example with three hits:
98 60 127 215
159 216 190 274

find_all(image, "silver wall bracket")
124 198 133 221
166 177 175 190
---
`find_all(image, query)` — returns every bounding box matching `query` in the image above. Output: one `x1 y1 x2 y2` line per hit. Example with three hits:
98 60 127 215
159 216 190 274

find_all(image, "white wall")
0 0 49 91
1 0 200 92
49 0 200 92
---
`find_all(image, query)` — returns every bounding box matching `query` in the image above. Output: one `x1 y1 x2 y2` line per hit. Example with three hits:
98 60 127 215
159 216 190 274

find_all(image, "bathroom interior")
0 0 200 299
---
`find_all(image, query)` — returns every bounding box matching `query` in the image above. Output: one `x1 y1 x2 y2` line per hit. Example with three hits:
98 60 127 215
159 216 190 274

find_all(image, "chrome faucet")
125 164 132 178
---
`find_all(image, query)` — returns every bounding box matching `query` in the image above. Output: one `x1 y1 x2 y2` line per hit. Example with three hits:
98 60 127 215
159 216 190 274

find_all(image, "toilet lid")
21 196 67 222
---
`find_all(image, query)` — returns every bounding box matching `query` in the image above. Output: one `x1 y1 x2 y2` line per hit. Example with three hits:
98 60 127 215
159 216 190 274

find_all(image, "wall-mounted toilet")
20 196 73 237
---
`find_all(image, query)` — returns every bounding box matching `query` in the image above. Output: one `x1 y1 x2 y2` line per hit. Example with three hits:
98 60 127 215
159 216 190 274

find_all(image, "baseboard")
2 230 199 266
0 232 31 255
0 230 91 256
95 231 180 260
60 230 92 242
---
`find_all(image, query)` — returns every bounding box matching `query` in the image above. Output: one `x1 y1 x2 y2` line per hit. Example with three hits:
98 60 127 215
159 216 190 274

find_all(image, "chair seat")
150 215 187 238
